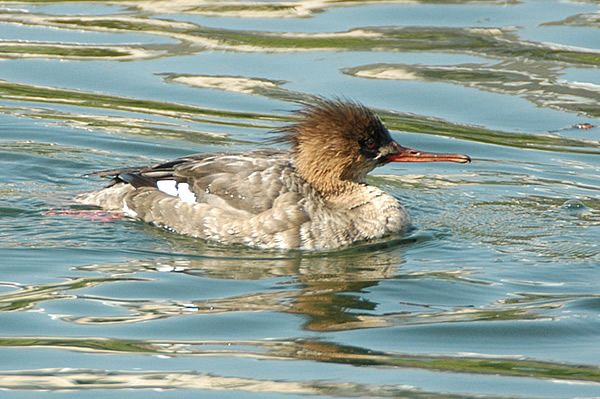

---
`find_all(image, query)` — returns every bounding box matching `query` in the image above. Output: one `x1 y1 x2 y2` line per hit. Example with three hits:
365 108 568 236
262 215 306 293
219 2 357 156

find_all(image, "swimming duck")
76 99 470 250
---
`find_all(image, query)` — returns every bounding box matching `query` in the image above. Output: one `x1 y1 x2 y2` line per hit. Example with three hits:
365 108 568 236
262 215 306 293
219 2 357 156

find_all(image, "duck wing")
90 149 299 214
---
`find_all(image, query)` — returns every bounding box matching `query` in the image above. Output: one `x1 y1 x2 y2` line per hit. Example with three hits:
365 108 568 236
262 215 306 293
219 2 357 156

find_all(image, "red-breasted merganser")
76 99 470 250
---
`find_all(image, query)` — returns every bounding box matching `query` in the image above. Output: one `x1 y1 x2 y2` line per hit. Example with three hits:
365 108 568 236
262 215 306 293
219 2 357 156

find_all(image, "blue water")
0 1 599 397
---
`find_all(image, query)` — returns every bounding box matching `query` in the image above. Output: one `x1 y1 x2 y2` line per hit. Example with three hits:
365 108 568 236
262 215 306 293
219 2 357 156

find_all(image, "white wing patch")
157 180 178 196
157 180 197 203
176 183 197 203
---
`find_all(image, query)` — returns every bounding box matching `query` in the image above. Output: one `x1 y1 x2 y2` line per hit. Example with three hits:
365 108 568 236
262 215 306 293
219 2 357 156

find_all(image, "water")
1 1 599 397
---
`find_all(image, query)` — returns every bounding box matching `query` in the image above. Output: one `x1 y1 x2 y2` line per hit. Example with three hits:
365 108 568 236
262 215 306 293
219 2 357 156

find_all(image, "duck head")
275 99 470 197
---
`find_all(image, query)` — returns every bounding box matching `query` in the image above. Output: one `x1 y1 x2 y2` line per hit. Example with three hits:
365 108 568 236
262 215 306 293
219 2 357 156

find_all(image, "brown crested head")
274 98 396 196
273 98 471 197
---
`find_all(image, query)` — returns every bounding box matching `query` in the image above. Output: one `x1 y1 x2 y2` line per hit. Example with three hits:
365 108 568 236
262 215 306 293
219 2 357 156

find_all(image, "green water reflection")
0 0 599 397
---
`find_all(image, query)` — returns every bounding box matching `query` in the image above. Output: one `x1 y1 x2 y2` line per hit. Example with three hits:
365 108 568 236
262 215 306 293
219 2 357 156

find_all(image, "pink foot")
45 210 126 222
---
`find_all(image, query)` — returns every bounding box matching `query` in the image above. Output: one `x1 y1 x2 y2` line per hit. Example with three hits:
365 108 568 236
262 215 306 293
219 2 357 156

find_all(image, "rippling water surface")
1 1 599 398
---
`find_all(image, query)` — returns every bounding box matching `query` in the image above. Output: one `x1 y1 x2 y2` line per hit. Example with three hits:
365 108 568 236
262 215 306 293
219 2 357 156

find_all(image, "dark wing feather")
87 152 218 187
117 172 158 188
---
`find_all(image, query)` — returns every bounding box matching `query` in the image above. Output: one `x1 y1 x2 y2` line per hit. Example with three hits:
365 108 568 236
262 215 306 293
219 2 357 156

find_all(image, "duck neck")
293 151 364 199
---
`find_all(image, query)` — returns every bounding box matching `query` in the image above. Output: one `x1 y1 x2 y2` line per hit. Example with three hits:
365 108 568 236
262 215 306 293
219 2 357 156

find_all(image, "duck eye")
362 137 377 149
